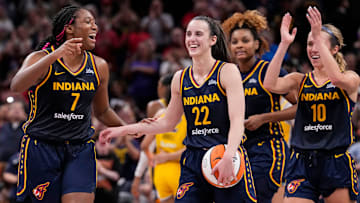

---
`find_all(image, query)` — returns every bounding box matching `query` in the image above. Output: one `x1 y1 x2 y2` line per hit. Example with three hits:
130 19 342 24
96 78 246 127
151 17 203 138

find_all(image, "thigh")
320 152 358 201
175 149 211 203
62 192 94 203
154 163 178 200
17 136 63 203
284 152 319 202
62 141 97 195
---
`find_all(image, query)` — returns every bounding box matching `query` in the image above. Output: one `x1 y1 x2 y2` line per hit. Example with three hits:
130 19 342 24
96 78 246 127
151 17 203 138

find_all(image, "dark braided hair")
36 5 80 50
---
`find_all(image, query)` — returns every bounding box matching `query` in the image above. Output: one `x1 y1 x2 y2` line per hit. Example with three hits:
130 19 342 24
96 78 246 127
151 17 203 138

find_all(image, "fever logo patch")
176 182 194 199
287 179 305 194
33 182 50 200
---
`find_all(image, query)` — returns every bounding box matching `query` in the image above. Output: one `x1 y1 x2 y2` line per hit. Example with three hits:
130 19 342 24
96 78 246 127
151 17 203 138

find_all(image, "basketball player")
222 10 297 203
100 16 257 202
10 5 125 203
264 7 359 202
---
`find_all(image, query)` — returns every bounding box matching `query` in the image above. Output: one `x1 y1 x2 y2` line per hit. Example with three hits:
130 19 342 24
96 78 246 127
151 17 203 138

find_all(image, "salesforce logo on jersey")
303 123 333 132
54 112 84 121
192 127 219 136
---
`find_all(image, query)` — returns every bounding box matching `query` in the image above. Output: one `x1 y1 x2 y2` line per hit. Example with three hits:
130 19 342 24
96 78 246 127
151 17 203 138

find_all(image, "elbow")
263 82 275 92
10 80 23 93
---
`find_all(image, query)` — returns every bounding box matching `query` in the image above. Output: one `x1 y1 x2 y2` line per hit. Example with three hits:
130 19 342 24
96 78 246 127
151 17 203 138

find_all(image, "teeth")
312 56 320 59
190 45 198 48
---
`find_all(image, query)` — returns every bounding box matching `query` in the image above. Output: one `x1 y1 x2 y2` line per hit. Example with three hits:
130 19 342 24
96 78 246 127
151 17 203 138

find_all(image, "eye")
242 38 250 43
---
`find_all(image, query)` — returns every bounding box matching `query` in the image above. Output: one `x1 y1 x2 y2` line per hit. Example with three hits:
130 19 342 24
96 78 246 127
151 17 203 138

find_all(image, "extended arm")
99 70 184 143
306 6 360 100
11 38 83 92
263 13 303 94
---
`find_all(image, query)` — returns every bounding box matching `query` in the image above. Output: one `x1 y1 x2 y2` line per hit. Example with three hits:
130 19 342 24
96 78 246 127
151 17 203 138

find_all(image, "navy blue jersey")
180 60 229 148
22 46 100 142
291 72 355 150
241 59 287 141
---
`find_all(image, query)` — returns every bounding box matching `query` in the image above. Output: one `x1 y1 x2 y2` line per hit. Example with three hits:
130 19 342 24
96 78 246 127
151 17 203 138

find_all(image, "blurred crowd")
1 0 360 202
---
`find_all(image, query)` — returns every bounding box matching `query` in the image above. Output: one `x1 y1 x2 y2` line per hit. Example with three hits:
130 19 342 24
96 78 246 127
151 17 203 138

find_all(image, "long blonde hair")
322 24 347 72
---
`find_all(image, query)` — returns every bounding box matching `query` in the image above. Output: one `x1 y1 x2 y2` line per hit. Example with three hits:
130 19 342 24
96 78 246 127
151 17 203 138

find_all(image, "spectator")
141 0 174 52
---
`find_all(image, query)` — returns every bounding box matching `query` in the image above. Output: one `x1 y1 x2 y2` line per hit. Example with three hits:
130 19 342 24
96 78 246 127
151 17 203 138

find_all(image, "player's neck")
62 51 85 72
192 55 216 76
312 68 329 84
237 57 257 73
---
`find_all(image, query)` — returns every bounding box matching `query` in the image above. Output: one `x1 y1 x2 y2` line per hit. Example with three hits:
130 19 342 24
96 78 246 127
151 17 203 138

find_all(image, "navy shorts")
175 145 257 203
16 135 97 202
245 137 289 203
285 148 359 201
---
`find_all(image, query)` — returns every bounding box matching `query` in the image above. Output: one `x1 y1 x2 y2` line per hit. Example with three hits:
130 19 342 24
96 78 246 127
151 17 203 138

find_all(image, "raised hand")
306 6 322 40
54 37 83 57
280 13 297 45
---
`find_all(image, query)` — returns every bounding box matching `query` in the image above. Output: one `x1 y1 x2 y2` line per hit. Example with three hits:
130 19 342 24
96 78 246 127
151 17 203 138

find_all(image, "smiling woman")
10 4 126 203
100 16 257 203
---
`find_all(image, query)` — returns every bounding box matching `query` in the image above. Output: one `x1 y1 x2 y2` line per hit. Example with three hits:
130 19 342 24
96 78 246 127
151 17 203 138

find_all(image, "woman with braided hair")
11 5 126 203
222 10 298 203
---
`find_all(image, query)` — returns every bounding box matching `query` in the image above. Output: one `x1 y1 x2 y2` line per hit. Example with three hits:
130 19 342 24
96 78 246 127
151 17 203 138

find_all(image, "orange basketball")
201 144 245 188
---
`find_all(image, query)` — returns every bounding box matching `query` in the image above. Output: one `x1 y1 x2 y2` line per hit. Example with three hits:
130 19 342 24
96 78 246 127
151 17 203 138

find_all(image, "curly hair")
222 10 269 56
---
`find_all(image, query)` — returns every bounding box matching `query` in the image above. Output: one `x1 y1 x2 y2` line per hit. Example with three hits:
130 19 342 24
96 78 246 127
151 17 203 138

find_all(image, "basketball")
201 144 245 188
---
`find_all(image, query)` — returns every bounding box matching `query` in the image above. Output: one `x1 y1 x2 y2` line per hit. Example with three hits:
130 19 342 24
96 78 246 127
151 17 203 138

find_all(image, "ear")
66 24 74 35
331 44 339 55
255 40 260 51
210 35 217 46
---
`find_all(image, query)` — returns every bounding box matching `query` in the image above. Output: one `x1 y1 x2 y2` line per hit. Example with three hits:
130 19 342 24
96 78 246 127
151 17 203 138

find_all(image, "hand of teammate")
306 6 322 41
99 127 127 144
211 152 235 186
280 12 297 45
140 117 158 124
153 150 169 165
54 37 83 58
244 114 265 131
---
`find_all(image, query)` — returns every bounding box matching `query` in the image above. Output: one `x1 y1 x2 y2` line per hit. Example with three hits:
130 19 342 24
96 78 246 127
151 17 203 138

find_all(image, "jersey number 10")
310 104 326 122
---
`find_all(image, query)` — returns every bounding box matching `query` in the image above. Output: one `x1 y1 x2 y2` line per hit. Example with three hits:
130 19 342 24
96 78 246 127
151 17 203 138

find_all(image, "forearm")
226 118 244 157
3 172 17 184
11 52 58 92
261 104 297 123
126 117 175 136
165 148 185 161
134 151 149 177
317 42 343 82
264 42 290 91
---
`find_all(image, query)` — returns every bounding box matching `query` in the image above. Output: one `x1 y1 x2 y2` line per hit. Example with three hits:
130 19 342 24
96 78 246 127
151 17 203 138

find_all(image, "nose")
92 22 98 32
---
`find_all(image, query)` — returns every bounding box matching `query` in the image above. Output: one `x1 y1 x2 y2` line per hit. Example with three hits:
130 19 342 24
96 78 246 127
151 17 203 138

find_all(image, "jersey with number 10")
22 46 100 142
292 72 355 150
180 60 230 149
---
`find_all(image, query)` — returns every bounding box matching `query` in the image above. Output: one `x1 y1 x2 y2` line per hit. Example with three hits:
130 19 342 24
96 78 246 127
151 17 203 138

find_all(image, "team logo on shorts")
287 179 305 194
176 182 194 199
33 182 50 200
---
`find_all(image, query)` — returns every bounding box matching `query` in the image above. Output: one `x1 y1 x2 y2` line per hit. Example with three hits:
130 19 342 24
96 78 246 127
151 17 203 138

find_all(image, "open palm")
280 13 297 45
